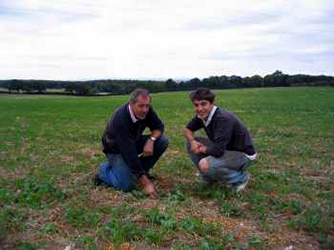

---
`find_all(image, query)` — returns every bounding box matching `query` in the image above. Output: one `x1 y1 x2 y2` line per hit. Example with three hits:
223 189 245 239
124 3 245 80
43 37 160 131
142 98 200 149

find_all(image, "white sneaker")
235 174 250 193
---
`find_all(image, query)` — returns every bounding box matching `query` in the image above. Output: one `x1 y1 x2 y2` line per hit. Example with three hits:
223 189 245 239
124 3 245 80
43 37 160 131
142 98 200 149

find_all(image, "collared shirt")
128 104 138 123
199 106 217 127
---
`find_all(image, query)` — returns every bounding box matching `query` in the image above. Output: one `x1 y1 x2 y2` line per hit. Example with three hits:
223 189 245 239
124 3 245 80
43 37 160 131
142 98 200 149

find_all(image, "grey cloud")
294 50 334 63
206 47 334 66
262 22 334 51
0 5 30 17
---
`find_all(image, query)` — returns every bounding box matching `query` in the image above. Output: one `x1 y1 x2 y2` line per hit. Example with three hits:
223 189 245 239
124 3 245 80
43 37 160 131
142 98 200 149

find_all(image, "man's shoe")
93 174 103 186
235 174 250 193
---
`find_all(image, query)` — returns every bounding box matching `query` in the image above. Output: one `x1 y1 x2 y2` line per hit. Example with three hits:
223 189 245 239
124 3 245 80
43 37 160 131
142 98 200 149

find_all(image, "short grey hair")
129 88 151 103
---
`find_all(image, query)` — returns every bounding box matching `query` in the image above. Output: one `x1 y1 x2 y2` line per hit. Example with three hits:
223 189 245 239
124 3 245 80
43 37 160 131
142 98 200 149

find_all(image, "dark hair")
129 88 151 103
189 88 215 103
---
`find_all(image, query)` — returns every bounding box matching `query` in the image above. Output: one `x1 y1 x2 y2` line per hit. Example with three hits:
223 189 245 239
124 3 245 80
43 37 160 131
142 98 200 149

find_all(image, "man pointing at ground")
94 88 168 198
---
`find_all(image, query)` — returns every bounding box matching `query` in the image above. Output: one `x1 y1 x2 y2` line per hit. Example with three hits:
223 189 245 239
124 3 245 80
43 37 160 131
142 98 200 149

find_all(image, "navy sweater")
102 103 164 176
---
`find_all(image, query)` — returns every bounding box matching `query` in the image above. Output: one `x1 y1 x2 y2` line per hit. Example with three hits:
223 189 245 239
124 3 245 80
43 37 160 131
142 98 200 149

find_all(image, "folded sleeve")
186 116 203 132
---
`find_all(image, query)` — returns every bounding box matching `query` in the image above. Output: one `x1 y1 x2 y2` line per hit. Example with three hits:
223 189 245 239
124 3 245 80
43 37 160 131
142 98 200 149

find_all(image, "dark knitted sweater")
102 103 164 176
186 107 255 157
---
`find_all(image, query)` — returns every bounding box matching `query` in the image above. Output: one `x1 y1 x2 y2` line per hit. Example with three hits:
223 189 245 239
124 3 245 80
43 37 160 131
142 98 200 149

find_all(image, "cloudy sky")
0 0 333 80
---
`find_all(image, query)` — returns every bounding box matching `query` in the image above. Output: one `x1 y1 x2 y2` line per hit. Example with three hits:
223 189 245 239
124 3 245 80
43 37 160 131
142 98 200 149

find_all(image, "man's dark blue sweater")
102 103 164 177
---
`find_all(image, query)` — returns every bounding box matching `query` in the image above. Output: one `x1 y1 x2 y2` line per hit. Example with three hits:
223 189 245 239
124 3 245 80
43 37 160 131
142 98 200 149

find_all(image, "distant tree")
33 81 46 93
178 81 187 90
249 75 264 87
165 78 178 91
75 82 93 95
229 75 243 88
64 82 76 94
21 81 34 92
189 78 201 89
264 70 289 87
124 83 137 94
98 81 123 94
202 76 220 88
8 80 23 93
218 75 229 88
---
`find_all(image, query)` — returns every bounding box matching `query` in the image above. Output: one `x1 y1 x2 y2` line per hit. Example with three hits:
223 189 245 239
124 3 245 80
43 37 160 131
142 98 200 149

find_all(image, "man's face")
193 99 214 120
131 95 151 120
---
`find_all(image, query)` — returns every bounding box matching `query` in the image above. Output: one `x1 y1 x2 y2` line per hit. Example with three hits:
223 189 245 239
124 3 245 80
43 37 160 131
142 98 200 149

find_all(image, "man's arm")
142 129 162 157
183 126 195 141
113 125 157 198
183 127 206 154
140 108 165 197
143 107 165 157
151 129 162 139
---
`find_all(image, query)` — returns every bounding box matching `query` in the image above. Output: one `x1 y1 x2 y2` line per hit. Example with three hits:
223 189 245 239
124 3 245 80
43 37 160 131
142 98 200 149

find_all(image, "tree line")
0 71 333 96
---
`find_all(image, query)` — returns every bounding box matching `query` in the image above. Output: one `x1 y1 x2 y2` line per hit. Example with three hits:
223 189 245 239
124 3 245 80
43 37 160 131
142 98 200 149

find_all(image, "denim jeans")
187 137 253 184
98 135 168 192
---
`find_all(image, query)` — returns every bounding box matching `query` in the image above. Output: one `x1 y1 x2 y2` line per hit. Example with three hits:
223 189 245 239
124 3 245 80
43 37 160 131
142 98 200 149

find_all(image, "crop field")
0 87 333 249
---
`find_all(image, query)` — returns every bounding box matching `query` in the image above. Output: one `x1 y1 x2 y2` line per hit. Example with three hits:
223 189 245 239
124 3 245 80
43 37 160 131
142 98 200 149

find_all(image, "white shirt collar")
128 104 138 123
199 106 217 127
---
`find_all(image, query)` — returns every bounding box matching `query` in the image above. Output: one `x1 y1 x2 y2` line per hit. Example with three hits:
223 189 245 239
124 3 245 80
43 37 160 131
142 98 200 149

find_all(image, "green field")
0 87 333 249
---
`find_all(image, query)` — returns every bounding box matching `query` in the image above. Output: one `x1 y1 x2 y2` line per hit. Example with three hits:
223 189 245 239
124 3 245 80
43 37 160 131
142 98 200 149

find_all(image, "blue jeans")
98 135 168 192
187 137 253 184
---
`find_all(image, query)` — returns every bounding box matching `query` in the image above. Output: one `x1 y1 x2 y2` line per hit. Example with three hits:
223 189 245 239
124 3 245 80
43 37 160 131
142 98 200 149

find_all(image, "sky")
0 0 333 80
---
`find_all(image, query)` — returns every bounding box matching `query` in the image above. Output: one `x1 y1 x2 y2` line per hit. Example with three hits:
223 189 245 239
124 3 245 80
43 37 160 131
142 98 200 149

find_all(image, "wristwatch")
150 136 157 141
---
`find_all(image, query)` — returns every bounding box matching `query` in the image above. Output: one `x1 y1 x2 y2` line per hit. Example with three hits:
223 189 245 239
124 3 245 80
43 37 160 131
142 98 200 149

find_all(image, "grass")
0 87 333 249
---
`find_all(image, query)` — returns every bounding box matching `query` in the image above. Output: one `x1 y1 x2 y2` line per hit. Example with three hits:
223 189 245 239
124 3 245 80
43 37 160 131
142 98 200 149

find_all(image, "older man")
95 88 168 198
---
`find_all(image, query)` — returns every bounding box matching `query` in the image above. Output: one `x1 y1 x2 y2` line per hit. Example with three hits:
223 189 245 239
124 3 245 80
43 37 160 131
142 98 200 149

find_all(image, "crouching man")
95 88 168 198
184 88 256 192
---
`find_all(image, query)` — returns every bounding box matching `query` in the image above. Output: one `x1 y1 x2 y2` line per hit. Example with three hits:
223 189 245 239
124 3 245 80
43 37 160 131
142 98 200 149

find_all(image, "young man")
184 88 256 192
95 88 168 198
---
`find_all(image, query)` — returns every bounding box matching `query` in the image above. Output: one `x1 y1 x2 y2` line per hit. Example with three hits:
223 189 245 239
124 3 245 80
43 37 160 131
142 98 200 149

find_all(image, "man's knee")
114 168 137 192
115 171 136 192
198 158 210 174
160 135 169 148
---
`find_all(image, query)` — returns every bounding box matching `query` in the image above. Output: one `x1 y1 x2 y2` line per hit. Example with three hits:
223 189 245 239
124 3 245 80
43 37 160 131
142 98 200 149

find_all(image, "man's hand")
198 143 207 153
142 139 154 157
190 140 207 154
190 140 202 153
139 175 157 199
